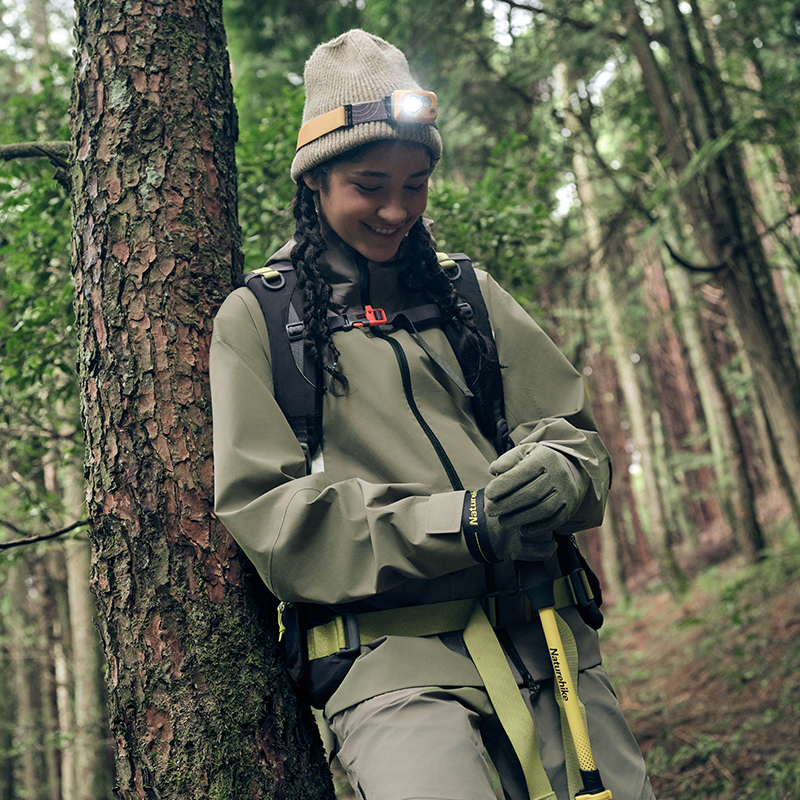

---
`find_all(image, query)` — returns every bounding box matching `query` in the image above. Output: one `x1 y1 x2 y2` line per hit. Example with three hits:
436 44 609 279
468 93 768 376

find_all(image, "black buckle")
337 614 361 657
568 568 593 608
338 313 357 332
286 321 304 342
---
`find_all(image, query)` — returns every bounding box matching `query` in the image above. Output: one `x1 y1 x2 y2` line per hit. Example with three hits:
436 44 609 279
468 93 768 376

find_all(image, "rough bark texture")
69 1 334 797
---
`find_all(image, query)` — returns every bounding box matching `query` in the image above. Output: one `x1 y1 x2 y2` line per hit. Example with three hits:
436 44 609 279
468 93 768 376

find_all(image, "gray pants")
327 665 656 800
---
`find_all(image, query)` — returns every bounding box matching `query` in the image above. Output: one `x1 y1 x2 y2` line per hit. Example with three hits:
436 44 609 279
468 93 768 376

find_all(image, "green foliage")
236 85 304 272
602 544 800 800
428 130 558 305
0 60 77 537
223 0 363 131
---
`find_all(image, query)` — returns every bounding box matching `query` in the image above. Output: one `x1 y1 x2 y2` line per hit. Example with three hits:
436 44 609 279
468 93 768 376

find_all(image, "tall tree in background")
621 0 800 510
69 0 331 796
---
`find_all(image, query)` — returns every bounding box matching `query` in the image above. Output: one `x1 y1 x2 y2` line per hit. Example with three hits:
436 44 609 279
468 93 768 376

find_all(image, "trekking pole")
519 562 612 800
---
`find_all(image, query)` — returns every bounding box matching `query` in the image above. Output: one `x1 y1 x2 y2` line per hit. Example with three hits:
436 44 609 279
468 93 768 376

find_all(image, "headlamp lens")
402 95 423 115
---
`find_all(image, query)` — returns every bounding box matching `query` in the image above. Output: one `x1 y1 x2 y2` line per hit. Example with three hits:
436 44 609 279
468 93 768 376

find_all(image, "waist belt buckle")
337 613 362 657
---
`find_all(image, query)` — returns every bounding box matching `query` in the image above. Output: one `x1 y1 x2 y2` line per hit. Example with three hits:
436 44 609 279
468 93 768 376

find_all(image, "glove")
462 443 584 563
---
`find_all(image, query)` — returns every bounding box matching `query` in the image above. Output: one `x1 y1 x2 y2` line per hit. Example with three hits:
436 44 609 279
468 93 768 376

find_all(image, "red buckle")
352 305 388 328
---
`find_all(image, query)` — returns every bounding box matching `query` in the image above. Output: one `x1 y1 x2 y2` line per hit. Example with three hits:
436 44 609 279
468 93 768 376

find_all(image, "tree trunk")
66 537 111 800
584 348 635 607
665 262 766 562
0 613 14 800
27 0 53 88
59 440 114 800
626 0 800 514
557 62 687 594
8 560 47 800
69 1 333 797
594 259 687 597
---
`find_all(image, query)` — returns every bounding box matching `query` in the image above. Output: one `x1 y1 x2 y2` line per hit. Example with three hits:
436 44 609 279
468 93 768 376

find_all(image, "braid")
402 219 498 385
291 181 348 394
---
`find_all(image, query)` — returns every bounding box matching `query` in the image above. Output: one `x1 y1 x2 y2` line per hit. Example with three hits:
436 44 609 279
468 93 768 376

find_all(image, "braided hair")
290 145 497 395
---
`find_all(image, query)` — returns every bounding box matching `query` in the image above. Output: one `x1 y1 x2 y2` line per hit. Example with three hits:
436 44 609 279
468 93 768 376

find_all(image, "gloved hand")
462 443 585 563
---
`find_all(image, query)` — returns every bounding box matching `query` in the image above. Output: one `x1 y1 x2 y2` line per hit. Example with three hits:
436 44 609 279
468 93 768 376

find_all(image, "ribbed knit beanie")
290 29 443 182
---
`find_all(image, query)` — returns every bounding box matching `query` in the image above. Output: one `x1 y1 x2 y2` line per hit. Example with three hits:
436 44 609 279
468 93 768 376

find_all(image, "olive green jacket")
210 235 612 716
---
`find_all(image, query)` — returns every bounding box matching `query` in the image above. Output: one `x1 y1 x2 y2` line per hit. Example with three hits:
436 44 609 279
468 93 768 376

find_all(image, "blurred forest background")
1 0 799 798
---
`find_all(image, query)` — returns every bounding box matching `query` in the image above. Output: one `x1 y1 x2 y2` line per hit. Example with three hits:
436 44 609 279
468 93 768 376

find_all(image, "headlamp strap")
297 92 436 151
297 99 392 150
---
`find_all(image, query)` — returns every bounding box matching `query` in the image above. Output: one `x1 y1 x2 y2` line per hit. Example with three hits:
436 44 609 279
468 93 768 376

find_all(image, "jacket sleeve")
210 289 476 606
480 272 612 534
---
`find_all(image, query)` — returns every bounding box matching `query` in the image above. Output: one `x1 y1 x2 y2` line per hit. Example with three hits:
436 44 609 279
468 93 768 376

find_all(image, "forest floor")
600 531 800 800
331 519 800 800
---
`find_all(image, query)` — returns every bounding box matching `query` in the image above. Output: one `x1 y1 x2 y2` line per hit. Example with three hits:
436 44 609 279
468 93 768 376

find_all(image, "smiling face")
303 142 432 263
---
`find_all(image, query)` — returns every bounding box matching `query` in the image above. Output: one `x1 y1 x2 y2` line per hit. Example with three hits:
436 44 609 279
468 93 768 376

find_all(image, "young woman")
211 29 655 800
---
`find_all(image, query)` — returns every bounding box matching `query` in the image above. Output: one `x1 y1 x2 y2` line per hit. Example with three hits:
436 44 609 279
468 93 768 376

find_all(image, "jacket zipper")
375 330 464 491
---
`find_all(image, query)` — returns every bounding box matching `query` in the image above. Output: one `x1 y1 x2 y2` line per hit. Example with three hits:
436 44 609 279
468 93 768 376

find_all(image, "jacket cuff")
461 490 501 564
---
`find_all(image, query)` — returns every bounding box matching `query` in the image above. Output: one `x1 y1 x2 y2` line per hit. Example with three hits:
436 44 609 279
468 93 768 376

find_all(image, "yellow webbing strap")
436 251 457 270
296 106 348 150
306 597 477 660
463 603 556 800
305 575 586 659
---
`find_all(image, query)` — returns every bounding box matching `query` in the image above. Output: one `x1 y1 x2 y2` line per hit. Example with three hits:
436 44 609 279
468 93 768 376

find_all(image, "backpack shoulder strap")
241 263 323 465
437 253 511 455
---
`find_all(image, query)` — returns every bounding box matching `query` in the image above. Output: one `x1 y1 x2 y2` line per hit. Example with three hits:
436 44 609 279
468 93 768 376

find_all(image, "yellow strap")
306 598 477 660
306 576 584 660
463 603 556 800
436 251 457 269
296 106 348 149
303 580 596 800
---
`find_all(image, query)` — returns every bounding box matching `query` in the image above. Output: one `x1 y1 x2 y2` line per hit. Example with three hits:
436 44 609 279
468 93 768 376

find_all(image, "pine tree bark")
69 1 333 797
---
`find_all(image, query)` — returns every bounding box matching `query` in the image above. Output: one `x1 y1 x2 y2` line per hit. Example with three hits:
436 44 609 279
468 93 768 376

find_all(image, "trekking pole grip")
518 562 613 800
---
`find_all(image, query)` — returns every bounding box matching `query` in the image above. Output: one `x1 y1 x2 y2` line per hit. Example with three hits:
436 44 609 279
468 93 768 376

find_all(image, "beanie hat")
290 30 443 182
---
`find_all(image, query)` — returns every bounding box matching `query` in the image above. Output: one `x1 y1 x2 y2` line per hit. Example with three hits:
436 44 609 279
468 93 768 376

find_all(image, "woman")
211 28 655 800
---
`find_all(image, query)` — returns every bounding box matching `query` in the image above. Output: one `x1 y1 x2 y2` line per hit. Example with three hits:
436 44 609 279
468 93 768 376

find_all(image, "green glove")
462 443 584 564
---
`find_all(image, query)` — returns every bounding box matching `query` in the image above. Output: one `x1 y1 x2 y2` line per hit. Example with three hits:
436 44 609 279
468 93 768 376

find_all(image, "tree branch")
0 141 71 164
662 239 727 272
0 518 89 550
500 0 627 42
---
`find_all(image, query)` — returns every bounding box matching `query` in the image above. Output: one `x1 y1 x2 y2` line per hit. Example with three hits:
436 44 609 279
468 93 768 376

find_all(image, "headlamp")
391 90 438 123
297 89 439 150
